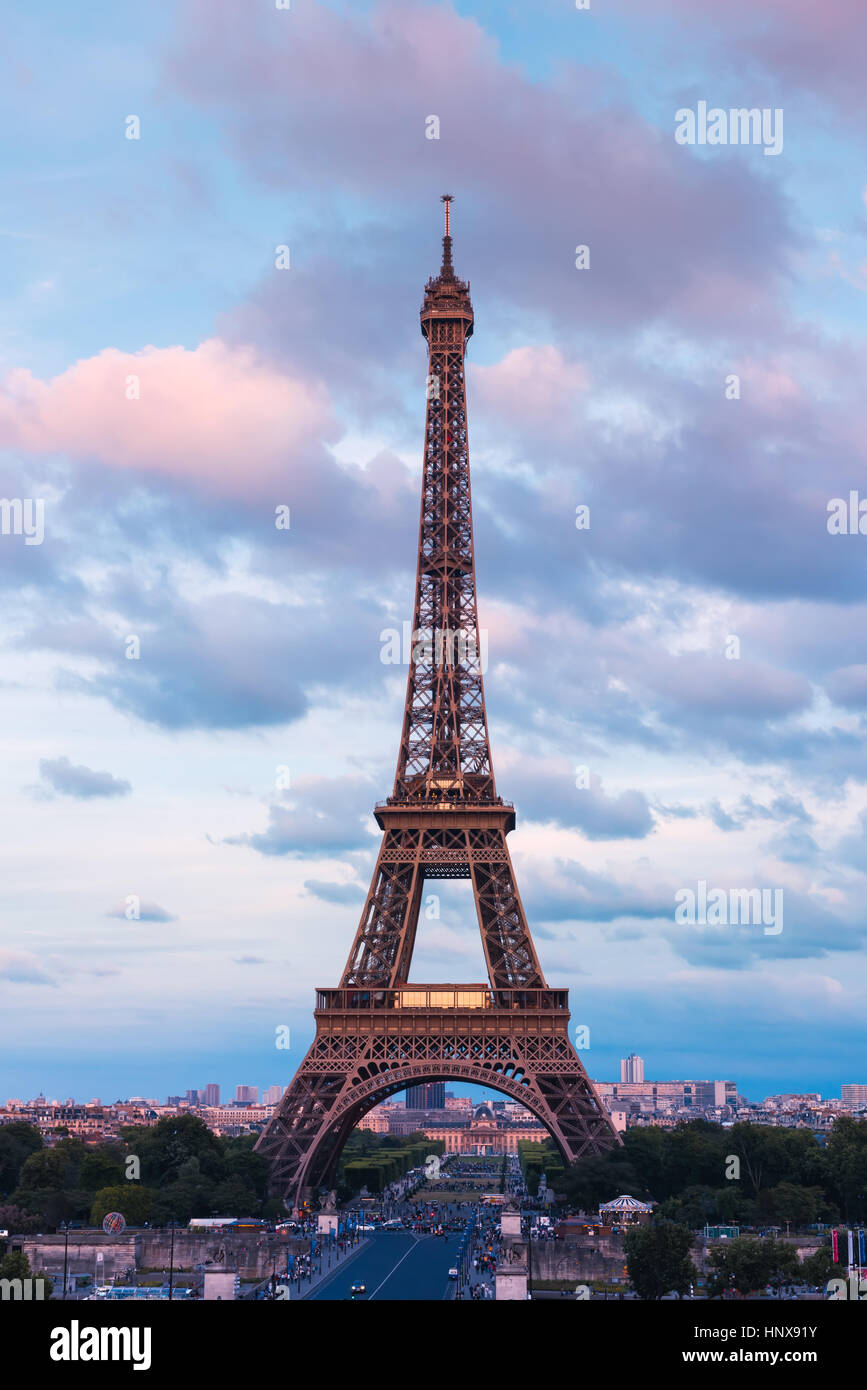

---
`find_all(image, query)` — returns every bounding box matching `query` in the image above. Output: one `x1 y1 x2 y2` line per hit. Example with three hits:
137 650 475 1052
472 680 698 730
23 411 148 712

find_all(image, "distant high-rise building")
842 1084 867 1107
621 1054 644 1083
405 1082 445 1110
235 1085 258 1105
262 1085 284 1106
203 1083 220 1107
185 1089 201 1105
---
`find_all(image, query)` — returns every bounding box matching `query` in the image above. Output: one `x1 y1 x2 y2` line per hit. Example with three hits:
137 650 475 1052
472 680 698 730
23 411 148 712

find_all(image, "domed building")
422 1101 548 1155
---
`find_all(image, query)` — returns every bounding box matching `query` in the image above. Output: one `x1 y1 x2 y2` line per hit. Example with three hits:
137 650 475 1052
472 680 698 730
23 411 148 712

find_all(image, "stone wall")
20 1231 310 1282
532 1233 826 1286
529 1234 627 1284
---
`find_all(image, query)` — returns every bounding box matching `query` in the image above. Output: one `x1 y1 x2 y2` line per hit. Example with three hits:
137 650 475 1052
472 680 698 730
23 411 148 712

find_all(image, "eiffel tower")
256 197 621 1207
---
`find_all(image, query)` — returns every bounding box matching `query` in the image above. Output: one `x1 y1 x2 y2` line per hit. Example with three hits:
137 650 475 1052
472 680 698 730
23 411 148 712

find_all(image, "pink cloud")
470 346 588 424
616 0 867 119
731 357 803 413
0 339 337 500
163 0 792 337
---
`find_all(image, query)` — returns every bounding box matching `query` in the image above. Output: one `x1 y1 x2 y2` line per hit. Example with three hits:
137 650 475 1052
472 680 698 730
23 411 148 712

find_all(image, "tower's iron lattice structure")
256 197 620 1206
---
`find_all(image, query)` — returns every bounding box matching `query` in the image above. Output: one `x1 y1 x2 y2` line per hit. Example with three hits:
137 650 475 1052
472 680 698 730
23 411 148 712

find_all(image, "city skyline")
7 1068 867 1111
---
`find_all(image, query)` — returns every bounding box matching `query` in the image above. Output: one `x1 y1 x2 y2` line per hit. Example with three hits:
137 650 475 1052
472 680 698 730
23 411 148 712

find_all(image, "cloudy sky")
2 0 866 1106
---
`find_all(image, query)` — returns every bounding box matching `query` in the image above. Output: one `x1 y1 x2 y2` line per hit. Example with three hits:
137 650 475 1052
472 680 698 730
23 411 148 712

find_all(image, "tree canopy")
625 1222 696 1300
554 1118 863 1226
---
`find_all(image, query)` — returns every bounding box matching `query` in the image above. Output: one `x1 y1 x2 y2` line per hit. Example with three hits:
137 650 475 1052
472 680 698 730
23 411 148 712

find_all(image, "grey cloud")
663 887 865 969
226 775 378 858
520 858 672 925
0 950 57 986
509 767 655 841
826 665 867 709
105 901 176 922
38 756 131 800
303 879 366 905
709 800 742 832
835 811 867 873
707 794 814 834
765 827 820 864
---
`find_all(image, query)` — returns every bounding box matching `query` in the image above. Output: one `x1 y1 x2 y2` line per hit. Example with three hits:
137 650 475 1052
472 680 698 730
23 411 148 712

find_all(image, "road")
306 1231 457 1302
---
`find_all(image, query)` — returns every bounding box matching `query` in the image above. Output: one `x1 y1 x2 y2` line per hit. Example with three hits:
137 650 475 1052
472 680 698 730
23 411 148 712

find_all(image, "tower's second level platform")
314 984 568 1015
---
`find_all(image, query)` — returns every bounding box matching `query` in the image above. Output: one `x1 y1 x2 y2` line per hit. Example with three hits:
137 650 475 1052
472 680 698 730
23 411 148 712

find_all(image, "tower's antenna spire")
440 193 454 276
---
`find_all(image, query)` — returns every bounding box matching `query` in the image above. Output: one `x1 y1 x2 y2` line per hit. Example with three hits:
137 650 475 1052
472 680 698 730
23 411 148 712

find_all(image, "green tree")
0 1203 42 1235
651 1122 729 1200
620 1126 667 1196
727 1124 825 1200
556 1153 646 1210
10 1187 90 1226
222 1137 270 1200
210 1176 259 1216
800 1242 836 1288
714 1184 760 1226
118 1115 225 1187
707 1236 800 1297
16 1149 68 1191
15 1136 100 1196
0 1249 53 1299
148 1155 211 1225
0 1124 43 1194
625 1222 696 1300
825 1118 867 1222
655 1184 719 1229
79 1146 126 1192
90 1185 154 1228
759 1182 824 1228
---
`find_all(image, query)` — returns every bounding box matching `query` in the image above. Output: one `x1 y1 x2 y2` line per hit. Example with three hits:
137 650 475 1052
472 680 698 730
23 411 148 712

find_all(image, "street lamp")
168 1217 175 1301
60 1221 69 1300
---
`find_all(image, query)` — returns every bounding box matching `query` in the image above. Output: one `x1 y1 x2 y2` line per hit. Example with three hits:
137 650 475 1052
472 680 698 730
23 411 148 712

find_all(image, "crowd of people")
453 1207 505 1300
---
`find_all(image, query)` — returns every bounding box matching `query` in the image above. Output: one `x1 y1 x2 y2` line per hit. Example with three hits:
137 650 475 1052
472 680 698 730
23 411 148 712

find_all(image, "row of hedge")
518 1140 564 1196
342 1138 445 1195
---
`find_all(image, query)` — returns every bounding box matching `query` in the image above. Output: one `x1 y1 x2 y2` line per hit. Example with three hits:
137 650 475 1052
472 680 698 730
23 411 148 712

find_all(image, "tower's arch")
299 1064 556 1194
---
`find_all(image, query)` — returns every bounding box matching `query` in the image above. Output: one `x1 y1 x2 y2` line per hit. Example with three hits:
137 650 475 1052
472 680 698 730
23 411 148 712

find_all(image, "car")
350 1282 367 1298
448 1268 459 1280
356 1224 376 1232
